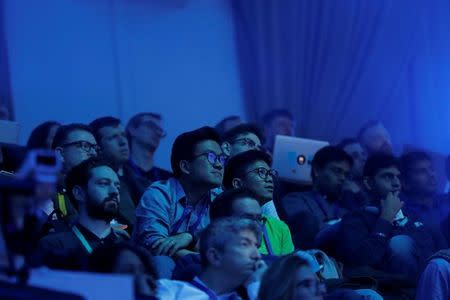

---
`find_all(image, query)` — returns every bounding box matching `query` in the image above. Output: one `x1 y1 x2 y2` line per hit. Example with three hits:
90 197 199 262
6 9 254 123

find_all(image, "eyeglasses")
62 141 100 153
193 151 227 166
232 138 261 150
246 167 278 180
139 120 167 138
240 213 265 224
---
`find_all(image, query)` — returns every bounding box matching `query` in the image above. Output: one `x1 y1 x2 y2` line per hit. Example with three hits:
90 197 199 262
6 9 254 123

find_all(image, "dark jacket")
334 207 442 272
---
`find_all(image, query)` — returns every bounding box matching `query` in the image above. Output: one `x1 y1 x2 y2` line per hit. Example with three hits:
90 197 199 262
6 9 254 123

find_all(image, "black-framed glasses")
246 167 278 180
62 141 100 153
139 120 167 138
193 151 227 166
240 213 265 224
232 138 261 150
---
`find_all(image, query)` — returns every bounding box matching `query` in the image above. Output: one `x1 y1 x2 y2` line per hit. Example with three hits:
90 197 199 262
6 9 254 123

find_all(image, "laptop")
272 135 329 184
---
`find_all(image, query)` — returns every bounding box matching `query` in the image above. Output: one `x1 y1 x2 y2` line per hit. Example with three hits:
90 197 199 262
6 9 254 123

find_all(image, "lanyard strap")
190 280 219 300
57 193 67 216
171 199 209 235
72 226 93 254
261 224 274 256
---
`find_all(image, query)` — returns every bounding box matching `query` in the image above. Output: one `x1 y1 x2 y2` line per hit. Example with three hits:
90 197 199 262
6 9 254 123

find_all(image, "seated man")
157 217 266 300
48 123 99 228
33 158 129 270
334 154 441 279
261 109 295 154
357 120 393 156
90 116 137 230
124 113 172 202
214 115 242 136
417 249 450 300
210 188 294 256
280 146 355 249
400 151 449 248
133 127 225 258
223 150 279 219
220 123 264 157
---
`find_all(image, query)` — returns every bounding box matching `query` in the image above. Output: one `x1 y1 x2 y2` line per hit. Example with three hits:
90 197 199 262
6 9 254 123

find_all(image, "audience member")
261 109 295 153
125 113 172 202
357 120 393 156
33 158 129 270
88 242 159 298
210 188 294 256
215 115 243 136
27 121 61 150
133 126 225 258
157 217 266 300
400 151 450 247
223 150 280 219
334 154 440 279
49 123 99 226
280 146 355 249
416 249 450 300
90 116 136 230
221 123 264 157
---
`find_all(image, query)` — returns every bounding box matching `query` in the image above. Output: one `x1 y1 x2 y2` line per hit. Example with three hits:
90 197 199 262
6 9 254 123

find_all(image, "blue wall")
4 0 244 169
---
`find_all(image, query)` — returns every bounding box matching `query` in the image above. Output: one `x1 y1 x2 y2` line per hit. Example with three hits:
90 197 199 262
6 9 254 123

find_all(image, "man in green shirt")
210 188 294 256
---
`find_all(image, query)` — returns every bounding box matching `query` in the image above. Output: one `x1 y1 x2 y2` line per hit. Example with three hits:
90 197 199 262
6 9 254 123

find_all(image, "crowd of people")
2 109 450 300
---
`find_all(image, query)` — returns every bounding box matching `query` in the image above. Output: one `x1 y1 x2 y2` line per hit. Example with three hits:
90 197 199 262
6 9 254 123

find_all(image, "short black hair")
215 115 241 135
89 116 121 143
170 126 221 177
27 121 60 149
400 151 432 179
357 120 382 143
210 188 258 221
337 138 359 150
262 109 294 125
88 241 158 280
51 123 94 149
311 146 353 180
221 123 265 145
363 153 400 178
65 157 115 208
223 150 272 189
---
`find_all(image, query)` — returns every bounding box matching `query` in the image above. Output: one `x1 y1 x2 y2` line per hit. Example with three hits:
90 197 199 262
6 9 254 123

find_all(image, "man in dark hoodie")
334 154 444 279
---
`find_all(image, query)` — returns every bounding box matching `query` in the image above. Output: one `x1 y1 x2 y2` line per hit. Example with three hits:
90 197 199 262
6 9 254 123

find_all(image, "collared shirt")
157 277 259 300
134 178 216 249
259 216 295 256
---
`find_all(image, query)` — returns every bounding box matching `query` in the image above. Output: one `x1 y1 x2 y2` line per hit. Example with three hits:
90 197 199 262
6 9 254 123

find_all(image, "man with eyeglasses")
210 188 294 256
46 124 99 228
280 146 355 249
133 126 225 276
223 150 280 220
125 113 172 202
220 123 264 158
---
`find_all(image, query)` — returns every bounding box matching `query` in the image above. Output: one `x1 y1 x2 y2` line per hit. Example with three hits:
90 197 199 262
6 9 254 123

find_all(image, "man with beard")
357 120 393 156
280 146 354 249
32 158 129 270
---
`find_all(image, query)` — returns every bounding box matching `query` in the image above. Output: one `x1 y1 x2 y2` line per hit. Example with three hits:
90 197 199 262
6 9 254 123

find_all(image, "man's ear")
206 248 222 267
221 142 231 157
55 147 65 163
363 177 373 191
179 160 191 176
232 178 244 189
72 185 86 206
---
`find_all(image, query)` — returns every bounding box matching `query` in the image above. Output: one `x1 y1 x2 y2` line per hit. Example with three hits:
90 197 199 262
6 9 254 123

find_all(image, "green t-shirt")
259 215 295 256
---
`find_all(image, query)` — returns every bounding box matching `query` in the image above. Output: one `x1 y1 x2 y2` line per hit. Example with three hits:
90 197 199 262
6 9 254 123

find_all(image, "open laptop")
272 135 329 185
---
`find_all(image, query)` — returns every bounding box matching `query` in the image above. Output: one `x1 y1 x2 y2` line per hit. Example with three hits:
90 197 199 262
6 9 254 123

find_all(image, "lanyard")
72 226 93 254
261 223 274 256
171 199 210 235
190 279 219 300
